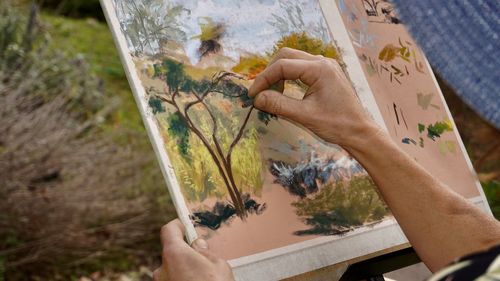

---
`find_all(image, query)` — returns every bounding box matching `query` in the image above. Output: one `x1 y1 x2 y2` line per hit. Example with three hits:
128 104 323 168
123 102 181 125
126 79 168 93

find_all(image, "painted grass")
292 175 389 235
159 115 263 202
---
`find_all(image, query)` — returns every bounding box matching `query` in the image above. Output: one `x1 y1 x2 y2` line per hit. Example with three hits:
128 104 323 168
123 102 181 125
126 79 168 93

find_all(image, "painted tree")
116 0 187 55
150 59 275 217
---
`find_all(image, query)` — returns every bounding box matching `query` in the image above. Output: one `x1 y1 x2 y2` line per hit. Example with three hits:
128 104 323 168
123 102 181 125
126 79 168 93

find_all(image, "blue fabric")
391 0 500 129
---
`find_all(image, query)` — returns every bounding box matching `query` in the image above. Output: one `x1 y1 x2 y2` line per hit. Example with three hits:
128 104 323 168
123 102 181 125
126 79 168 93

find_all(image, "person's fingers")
253 90 307 123
191 238 209 251
248 59 321 97
264 49 328 93
160 219 187 247
160 219 192 265
191 238 220 263
270 47 322 64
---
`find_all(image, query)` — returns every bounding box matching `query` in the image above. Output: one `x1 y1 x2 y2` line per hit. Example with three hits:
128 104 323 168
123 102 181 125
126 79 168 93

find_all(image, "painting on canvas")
109 0 392 260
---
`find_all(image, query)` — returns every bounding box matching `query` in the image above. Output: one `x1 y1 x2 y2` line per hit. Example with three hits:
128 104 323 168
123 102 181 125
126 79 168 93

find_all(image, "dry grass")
0 2 170 280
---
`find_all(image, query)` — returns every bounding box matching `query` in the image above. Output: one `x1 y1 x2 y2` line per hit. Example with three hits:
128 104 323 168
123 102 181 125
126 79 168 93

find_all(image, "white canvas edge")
100 0 198 243
318 0 388 132
231 219 406 281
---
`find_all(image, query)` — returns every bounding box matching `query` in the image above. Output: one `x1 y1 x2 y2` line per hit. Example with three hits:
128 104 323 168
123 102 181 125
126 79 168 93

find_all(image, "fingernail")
247 88 255 97
192 238 208 250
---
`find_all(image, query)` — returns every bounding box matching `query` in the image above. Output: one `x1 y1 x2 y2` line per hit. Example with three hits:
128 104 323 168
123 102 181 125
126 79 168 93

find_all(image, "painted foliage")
112 0 389 259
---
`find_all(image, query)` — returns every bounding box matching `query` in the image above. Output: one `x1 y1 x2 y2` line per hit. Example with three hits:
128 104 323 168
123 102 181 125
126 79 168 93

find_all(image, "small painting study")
337 0 480 199
112 0 389 258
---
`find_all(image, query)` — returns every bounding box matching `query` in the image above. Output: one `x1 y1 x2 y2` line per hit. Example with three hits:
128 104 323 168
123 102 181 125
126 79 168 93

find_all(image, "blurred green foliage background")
41 0 104 20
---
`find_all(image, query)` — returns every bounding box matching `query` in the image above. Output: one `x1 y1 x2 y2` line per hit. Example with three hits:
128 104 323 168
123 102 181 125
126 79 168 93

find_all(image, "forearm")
247 48 500 271
345 122 500 271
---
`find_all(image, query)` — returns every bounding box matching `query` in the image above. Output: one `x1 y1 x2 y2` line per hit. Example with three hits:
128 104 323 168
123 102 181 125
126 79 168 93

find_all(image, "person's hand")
153 219 235 281
248 47 382 149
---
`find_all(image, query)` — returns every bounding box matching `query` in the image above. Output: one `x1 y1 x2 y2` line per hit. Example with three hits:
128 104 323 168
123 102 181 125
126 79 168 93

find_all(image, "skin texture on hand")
248 47 380 149
156 48 500 278
153 220 235 281
249 48 500 271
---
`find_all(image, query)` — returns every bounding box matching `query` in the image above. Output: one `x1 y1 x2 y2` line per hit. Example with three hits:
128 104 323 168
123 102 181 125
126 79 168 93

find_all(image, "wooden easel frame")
286 246 420 281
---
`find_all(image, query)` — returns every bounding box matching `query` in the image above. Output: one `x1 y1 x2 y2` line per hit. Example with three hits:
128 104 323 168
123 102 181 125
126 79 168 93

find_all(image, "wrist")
339 118 389 154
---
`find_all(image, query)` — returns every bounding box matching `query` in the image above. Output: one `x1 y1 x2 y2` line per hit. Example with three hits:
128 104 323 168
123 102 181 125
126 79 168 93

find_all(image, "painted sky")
114 0 331 63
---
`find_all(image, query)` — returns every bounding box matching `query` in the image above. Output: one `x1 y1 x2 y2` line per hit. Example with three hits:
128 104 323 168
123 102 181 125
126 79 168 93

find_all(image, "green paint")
292 175 388 236
163 59 186 93
167 112 190 156
418 120 453 141
427 120 453 140
418 123 425 133
148 97 165 114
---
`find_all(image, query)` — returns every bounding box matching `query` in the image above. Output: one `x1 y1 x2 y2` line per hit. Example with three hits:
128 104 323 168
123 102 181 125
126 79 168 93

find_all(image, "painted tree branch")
183 74 252 214
225 106 254 203
187 90 247 213
226 106 254 162
179 85 244 212
152 68 260 217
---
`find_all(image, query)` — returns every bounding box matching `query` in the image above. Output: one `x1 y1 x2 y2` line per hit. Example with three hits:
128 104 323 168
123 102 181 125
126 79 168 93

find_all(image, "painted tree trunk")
181 104 247 217
155 70 253 218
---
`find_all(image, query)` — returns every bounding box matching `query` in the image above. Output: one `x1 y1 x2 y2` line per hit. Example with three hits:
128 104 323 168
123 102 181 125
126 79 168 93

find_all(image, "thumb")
191 238 209 251
253 90 305 122
153 267 167 281
191 238 218 262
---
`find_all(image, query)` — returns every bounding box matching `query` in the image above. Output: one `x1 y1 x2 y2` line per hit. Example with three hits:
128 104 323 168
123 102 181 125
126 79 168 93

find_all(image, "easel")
285 245 421 281
340 247 420 281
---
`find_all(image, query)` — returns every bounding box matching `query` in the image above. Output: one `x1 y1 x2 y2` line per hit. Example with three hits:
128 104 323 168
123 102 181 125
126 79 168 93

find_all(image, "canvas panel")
335 0 489 208
100 0 491 280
